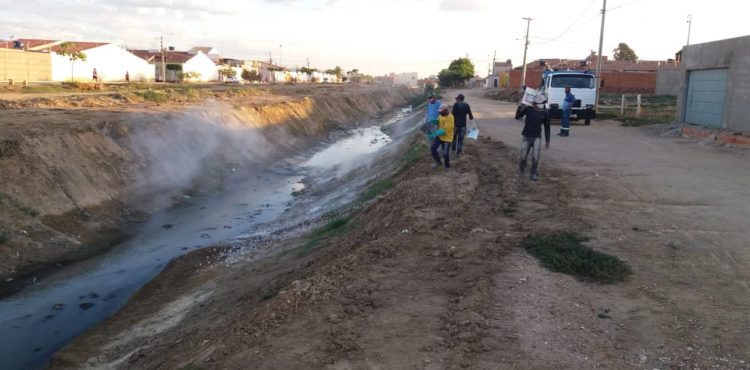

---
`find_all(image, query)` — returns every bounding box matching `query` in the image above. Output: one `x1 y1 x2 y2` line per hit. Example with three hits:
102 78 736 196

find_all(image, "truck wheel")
584 118 591 125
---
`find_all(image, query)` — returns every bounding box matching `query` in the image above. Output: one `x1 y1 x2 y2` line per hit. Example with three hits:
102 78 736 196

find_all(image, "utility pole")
306 57 310 69
683 14 693 67
269 52 273 64
520 17 533 92
279 44 282 67
160 36 166 83
594 0 607 111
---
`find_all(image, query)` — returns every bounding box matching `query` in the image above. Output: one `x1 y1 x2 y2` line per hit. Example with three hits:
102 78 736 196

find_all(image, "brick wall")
600 71 655 94
508 69 656 94
0 49 52 81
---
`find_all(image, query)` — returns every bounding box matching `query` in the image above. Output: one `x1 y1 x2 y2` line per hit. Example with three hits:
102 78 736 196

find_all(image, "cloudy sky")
1 0 747 77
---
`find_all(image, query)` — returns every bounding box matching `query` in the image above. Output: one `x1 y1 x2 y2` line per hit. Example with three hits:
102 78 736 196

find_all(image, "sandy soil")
51 90 749 369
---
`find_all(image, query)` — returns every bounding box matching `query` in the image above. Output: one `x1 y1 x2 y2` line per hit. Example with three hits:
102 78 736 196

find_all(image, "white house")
188 46 221 63
132 50 219 82
38 41 153 82
394 72 418 88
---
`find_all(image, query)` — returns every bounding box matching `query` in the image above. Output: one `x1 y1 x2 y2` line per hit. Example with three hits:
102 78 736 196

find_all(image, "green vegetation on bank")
522 232 632 284
295 217 352 257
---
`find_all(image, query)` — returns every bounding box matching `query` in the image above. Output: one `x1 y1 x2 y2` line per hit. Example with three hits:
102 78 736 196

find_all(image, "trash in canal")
51 304 65 311
79 303 95 310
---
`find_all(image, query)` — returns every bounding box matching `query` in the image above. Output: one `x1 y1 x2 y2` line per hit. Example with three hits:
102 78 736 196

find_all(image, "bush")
137 90 168 103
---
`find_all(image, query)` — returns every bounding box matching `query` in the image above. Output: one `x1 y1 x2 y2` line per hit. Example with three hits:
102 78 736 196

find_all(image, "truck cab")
539 70 597 125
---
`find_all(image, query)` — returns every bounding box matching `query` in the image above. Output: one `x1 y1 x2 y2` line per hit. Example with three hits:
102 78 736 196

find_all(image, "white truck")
538 70 597 125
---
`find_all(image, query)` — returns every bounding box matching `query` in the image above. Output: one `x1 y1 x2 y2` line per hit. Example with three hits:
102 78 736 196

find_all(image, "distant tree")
219 66 237 81
438 69 462 88
241 69 260 83
613 43 638 62
448 58 475 81
438 57 476 87
57 42 87 82
347 69 362 83
325 66 343 82
332 66 343 81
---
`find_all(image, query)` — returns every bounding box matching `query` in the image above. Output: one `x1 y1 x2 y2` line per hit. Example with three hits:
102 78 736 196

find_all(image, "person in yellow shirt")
428 104 455 169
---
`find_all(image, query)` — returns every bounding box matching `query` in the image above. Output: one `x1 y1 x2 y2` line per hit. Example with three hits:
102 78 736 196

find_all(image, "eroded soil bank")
0 85 419 290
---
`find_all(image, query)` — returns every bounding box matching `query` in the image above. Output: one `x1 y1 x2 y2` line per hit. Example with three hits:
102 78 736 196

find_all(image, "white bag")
467 121 479 140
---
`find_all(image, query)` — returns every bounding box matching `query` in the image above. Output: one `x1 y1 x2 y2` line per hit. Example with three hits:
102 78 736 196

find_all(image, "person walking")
559 86 574 137
515 93 551 181
420 92 442 136
125 71 130 82
429 104 455 170
451 93 474 157
92 68 98 82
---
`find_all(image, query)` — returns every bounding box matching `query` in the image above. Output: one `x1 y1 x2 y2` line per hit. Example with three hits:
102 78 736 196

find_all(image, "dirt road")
52 90 749 369
472 91 750 369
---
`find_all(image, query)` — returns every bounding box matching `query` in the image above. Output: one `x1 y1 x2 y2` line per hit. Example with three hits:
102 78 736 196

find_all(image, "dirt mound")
485 88 521 103
51 136 539 369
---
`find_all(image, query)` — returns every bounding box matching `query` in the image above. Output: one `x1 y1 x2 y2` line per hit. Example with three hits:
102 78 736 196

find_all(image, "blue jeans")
452 126 466 154
518 136 541 176
561 108 571 135
431 139 451 168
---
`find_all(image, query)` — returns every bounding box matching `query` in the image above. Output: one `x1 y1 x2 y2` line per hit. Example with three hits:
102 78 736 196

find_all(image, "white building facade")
51 43 153 82
394 72 418 88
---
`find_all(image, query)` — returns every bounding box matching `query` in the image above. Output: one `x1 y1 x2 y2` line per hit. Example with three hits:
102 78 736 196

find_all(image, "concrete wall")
655 69 682 96
0 49 52 81
676 35 750 132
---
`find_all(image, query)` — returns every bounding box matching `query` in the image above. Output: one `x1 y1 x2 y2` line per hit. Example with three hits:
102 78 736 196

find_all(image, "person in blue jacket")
420 92 442 136
559 86 574 137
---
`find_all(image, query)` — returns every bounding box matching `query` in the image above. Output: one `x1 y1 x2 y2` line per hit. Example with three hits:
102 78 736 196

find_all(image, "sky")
1 0 748 77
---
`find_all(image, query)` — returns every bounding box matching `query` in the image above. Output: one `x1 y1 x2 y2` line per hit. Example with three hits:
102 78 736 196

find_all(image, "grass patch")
357 141 425 203
598 94 676 126
136 89 168 103
295 217 352 257
18 206 39 217
522 232 632 284
0 231 8 244
359 178 395 203
396 141 427 174
20 85 71 94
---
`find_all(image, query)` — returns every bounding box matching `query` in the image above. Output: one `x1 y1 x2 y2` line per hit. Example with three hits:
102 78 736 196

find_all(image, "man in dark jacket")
515 93 551 181
451 93 474 156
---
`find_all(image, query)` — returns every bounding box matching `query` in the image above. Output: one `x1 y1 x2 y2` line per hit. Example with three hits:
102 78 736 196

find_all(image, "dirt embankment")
49 134 572 369
0 85 419 292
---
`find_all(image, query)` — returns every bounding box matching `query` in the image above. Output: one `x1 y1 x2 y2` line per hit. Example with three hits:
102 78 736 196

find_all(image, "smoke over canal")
0 99 422 370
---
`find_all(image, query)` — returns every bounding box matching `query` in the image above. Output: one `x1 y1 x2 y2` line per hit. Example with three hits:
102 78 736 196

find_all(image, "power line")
535 0 597 45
